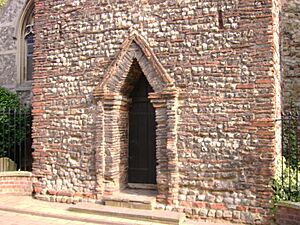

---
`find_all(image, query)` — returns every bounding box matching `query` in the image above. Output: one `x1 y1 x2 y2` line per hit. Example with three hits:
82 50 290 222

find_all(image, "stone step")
69 203 185 225
103 188 157 210
103 195 156 210
104 198 155 210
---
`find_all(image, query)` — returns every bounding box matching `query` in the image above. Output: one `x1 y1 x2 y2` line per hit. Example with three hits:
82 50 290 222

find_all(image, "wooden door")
128 76 156 184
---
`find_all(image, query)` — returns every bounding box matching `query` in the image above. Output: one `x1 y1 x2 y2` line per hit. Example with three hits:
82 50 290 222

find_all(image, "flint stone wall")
0 0 31 104
281 0 300 108
32 0 282 224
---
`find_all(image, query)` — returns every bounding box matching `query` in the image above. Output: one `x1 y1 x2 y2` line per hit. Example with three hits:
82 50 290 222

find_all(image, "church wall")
32 1 282 224
0 0 22 90
281 0 300 108
0 0 31 104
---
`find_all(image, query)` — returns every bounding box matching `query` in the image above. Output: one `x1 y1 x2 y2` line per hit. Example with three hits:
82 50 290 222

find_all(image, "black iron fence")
0 108 32 172
280 107 300 201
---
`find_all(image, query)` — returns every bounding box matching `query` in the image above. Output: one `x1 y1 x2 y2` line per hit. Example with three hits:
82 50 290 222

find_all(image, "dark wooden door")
128 76 156 184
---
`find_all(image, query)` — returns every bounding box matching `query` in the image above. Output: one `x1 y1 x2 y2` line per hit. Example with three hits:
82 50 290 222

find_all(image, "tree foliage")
0 0 7 7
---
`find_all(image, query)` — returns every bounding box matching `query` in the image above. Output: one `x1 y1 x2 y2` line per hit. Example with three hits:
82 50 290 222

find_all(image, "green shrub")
273 157 300 203
273 103 300 203
0 0 7 6
0 0 7 7
0 87 21 110
0 87 30 158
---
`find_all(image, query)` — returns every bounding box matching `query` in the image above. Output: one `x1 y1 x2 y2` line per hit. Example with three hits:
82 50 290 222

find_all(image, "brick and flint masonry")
0 0 285 224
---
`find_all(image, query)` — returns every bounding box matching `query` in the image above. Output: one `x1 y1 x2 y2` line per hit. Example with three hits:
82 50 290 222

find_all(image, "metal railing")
281 107 300 201
0 108 32 172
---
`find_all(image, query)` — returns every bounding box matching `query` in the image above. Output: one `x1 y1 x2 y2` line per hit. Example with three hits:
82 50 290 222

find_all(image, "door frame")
93 32 180 205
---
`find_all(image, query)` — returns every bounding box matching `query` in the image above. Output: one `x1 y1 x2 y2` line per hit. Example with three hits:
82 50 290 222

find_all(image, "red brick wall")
276 202 300 225
0 172 33 195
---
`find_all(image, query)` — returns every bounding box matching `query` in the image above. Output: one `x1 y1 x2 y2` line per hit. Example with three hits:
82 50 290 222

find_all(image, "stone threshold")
69 203 185 225
128 183 157 190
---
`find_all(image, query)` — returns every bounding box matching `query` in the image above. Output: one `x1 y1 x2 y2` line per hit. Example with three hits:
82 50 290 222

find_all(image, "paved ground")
0 195 244 225
0 210 102 225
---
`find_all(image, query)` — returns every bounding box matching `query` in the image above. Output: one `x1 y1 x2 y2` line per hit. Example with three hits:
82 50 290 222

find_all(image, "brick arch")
94 31 174 96
94 32 180 206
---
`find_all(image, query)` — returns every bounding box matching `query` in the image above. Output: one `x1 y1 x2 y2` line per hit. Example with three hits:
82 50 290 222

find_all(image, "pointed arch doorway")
128 75 156 184
94 32 180 204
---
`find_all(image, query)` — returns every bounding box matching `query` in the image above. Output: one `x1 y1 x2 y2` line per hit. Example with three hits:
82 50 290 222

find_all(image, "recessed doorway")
128 75 157 185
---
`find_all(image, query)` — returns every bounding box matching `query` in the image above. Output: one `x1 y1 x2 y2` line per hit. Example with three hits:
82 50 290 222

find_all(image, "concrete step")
69 203 185 225
103 189 157 210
